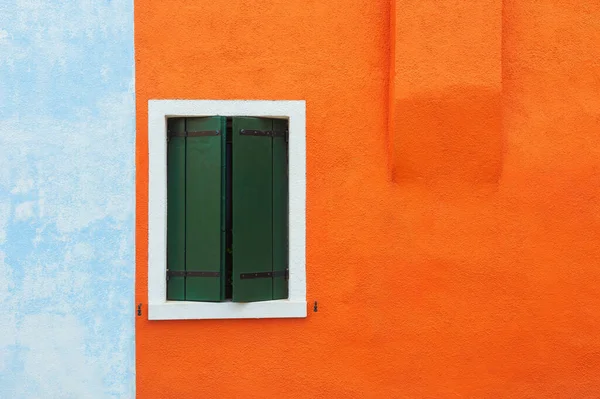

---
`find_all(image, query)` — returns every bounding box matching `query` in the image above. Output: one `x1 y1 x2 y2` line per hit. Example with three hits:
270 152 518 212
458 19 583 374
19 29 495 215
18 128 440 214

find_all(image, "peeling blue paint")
0 1 135 398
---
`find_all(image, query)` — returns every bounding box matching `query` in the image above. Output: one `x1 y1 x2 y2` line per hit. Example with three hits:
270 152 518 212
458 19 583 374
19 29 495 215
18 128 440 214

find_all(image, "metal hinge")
168 130 221 138
240 129 287 139
239 269 289 280
167 270 221 281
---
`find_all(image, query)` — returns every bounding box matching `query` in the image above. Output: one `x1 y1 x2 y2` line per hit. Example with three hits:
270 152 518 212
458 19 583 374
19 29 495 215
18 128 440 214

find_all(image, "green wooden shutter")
185 116 226 301
272 118 289 300
166 116 226 302
166 118 186 301
232 117 288 302
168 115 287 303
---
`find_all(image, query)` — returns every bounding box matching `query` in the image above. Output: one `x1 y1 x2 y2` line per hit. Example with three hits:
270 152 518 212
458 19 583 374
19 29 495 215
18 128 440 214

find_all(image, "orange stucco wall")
136 0 600 397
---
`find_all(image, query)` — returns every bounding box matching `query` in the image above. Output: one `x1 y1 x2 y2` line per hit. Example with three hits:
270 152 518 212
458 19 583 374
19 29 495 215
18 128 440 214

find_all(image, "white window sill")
149 299 307 320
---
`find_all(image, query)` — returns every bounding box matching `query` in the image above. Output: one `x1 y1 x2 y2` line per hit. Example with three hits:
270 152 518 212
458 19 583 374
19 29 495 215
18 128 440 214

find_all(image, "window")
148 100 306 319
166 116 288 302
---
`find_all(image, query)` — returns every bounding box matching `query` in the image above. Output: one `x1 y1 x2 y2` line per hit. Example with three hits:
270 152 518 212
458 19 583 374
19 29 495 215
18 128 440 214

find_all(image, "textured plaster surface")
136 0 600 397
391 0 502 183
0 1 135 397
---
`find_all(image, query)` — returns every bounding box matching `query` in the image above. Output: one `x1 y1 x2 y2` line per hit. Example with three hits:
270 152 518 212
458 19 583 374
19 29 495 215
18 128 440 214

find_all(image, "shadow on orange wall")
393 87 503 184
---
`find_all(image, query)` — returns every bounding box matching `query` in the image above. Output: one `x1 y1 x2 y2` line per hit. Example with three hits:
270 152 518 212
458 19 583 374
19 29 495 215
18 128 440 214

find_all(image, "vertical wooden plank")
225 119 233 299
272 118 289 299
166 118 186 300
219 116 227 299
232 117 273 302
185 116 224 301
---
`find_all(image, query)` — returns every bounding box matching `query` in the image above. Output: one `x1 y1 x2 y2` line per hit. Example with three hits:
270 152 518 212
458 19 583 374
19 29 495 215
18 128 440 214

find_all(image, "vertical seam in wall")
131 3 137 396
387 0 396 182
499 0 507 184
132 2 140 396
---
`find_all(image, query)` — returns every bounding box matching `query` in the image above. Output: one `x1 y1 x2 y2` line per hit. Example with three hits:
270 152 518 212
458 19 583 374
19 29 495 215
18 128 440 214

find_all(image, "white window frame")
147 100 306 320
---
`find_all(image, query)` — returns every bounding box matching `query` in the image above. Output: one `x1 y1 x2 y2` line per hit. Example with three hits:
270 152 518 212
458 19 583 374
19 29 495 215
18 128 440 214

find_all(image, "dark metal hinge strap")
239 269 289 280
168 130 220 138
240 129 287 138
167 270 221 280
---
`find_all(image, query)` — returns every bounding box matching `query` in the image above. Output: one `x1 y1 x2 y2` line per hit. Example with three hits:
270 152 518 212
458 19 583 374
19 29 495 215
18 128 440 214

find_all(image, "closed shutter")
167 115 287 303
272 118 289 300
232 117 289 302
166 118 186 301
166 116 226 302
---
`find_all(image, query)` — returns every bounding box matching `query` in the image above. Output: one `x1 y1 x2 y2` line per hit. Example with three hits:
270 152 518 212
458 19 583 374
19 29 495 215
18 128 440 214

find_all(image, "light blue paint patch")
0 1 135 398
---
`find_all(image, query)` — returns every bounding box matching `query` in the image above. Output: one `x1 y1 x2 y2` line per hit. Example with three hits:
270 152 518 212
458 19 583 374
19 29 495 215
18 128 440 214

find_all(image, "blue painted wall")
0 1 135 397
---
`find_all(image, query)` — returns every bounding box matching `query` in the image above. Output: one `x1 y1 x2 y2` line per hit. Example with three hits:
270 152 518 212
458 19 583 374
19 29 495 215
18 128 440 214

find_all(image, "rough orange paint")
391 0 502 183
136 0 600 397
